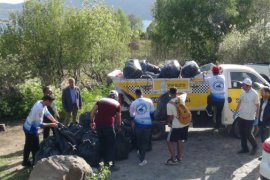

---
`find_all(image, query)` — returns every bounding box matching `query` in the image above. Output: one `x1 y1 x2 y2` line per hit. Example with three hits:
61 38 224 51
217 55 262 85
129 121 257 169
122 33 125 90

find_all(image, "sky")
0 0 25 4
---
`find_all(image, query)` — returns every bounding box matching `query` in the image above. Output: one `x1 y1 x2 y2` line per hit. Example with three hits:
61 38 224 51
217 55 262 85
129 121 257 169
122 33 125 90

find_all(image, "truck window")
230 72 264 89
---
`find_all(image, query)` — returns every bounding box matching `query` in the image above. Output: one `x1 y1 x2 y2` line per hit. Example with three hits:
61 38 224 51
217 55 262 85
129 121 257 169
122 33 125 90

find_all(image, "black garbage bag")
68 123 85 144
154 92 170 121
68 122 83 133
77 130 100 167
159 60 181 78
123 59 143 79
54 124 77 155
181 60 201 78
142 71 159 79
115 131 129 161
35 137 60 164
140 60 160 74
79 111 91 129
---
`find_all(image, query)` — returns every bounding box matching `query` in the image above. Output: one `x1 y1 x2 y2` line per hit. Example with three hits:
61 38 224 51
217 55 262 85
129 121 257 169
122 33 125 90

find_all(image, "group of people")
22 78 82 167
22 67 270 171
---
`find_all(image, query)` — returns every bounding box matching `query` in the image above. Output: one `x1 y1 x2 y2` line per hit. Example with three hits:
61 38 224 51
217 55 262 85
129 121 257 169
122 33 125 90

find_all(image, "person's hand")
91 122 96 130
50 123 58 128
253 117 259 126
233 111 237 120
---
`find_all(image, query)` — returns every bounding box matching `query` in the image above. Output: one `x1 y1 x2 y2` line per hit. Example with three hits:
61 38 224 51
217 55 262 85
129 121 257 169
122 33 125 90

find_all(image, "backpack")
169 97 192 125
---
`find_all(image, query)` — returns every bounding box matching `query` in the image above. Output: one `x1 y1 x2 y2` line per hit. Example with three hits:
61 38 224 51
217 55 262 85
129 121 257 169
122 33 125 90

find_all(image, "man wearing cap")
204 65 225 130
22 95 58 167
90 90 121 171
130 89 155 166
62 78 82 125
234 78 259 155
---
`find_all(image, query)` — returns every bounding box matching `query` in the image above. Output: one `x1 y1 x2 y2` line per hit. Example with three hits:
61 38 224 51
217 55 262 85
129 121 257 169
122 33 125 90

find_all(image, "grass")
0 150 31 180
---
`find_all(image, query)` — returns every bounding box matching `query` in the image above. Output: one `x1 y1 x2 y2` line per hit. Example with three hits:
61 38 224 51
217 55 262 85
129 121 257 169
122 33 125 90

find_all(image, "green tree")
0 0 130 85
152 0 270 64
128 14 143 31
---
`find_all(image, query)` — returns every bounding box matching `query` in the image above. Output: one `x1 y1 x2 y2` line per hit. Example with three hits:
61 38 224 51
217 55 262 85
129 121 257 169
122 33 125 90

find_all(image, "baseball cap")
109 90 118 98
242 78 252 86
42 95 55 101
212 66 220 73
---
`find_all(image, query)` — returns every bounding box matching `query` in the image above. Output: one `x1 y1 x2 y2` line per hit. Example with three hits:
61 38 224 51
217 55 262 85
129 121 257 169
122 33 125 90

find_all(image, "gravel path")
110 128 262 180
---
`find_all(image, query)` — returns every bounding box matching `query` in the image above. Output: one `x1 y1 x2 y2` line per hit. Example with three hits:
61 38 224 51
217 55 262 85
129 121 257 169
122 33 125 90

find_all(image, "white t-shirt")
130 97 155 127
238 88 259 120
166 94 188 128
23 100 50 134
205 75 225 101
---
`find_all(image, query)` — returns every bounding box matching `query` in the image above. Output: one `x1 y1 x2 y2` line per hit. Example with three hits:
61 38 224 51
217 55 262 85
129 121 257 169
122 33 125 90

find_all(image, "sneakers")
21 160 33 168
165 158 177 165
205 108 213 117
176 155 182 163
139 160 147 166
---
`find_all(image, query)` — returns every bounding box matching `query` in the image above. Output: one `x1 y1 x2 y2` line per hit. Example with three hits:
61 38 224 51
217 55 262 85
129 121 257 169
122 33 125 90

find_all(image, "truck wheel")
151 121 165 141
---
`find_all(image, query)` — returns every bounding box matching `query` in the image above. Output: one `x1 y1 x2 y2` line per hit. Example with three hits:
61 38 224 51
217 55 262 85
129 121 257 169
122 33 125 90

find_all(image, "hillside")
0 0 155 20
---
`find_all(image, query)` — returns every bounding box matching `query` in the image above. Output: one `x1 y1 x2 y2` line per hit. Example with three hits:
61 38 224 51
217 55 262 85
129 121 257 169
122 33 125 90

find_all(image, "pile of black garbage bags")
35 112 135 167
123 59 201 79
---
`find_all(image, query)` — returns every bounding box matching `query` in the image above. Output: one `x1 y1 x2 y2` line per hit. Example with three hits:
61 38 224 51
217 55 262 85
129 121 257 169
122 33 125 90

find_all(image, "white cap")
242 78 252 86
109 90 118 99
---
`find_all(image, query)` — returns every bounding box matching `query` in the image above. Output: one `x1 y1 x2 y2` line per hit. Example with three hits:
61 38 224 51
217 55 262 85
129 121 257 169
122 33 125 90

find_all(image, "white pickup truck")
246 63 270 83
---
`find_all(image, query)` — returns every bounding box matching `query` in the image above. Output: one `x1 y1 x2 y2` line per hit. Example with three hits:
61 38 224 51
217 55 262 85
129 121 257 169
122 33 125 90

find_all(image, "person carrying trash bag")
129 89 155 166
233 78 259 155
90 90 122 172
203 65 225 131
22 95 58 167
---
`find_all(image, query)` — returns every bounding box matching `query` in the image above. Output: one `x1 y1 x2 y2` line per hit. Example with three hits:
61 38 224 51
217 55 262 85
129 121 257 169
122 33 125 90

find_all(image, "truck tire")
151 121 165 141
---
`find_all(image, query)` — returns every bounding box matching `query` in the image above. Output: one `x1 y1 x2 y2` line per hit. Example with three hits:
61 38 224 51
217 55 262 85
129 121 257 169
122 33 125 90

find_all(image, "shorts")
167 126 189 142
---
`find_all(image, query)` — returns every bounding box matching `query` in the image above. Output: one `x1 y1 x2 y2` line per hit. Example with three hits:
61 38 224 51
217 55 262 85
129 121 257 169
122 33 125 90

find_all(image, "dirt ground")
0 125 262 180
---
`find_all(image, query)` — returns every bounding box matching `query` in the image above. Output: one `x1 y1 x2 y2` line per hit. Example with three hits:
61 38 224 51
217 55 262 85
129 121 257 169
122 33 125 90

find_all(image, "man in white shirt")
22 95 58 167
204 65 225 130
130 89 155 166
165 87 189 165
235 78 259 155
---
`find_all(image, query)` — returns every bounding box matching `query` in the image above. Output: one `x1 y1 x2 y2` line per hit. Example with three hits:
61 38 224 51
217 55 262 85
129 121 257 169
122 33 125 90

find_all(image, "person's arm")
115 112 121 127
44 107 57 123
90 104 98 129
129 102 135 129
166 103 174 126
78 88 82 109
255 95 260 119
150 101 155 120
51 102 60 119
